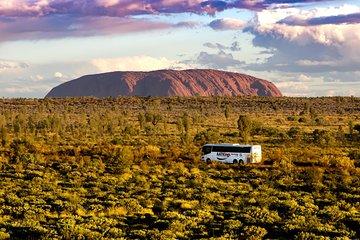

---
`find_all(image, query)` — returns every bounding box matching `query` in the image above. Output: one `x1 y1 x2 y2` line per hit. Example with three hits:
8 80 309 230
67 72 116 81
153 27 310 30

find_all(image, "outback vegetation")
0 96 359 239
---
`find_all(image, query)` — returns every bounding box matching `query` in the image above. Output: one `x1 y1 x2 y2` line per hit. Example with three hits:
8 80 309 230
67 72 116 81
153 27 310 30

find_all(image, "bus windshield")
202 146 212 155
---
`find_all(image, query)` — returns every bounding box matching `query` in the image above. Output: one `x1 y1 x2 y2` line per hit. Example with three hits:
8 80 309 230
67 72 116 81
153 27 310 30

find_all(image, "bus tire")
233 159 238 164
206 158 211 163
239 159 244 165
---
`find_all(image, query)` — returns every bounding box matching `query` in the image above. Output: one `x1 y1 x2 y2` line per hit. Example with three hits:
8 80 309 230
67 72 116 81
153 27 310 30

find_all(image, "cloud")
0 0 336 42
196 50 245 69
221 0 334 11
276 81 309 96
244 4 360 73
173 21 201 28
30 75 44 81
203 41 241 51
0 15 196 42
0 59 28 70
245 70 360 97
209 18 246 30
278 81 360 96
54 72 63 78
0 0 243 18
3 84 52 94
278 12 360 26
0 0 332 18
204 42 227 50
91 56 188 72
230 41 241 51
0 0 203 17
0 60 95 97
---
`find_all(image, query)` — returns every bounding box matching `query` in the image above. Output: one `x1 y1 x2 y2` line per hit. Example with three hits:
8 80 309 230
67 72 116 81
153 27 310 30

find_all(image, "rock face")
46 69 282 97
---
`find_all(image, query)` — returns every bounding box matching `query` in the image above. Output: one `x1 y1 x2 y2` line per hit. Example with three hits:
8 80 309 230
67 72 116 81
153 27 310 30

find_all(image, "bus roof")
203 143 260 147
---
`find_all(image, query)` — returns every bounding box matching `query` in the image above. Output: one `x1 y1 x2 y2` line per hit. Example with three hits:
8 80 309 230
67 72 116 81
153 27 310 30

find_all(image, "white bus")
201 144 262 164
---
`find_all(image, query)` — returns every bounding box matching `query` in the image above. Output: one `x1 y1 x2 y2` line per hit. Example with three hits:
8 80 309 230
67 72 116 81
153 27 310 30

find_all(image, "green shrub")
237 115 253 143
139 145 161 159
348 150 360 167
287 115 299 122
242 225 267 239
193 128 220 146
329 156 354 171
0 230 10 240
287 127 302 141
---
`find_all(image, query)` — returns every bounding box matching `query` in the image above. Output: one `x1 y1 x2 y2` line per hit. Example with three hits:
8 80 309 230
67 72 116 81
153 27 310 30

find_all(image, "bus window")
240 147 251 153
212 146 228 152
202 146 212 154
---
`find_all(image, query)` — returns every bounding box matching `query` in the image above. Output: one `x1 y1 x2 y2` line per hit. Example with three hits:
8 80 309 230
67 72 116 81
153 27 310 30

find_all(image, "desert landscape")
0 96 359 239
1 0 360 239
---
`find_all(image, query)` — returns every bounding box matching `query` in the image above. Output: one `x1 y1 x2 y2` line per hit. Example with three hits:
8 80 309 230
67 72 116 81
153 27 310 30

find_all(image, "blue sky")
0 0 360 97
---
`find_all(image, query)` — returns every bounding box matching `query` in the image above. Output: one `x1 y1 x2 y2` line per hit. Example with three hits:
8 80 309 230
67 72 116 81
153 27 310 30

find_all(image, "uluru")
45 69 282 98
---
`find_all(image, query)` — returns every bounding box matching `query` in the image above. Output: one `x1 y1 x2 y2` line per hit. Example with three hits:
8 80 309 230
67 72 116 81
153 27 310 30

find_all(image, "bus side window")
242 147 251 153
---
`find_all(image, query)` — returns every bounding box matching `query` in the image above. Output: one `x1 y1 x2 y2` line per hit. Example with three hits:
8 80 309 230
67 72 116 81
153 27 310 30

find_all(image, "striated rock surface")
46 69 282 97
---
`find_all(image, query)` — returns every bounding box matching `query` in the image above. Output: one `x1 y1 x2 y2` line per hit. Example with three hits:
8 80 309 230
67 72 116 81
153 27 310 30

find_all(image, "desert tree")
354 124 360 134
237 114 253 143
0 126 7 147
182 113 191 134
137 113 146 130
224 104 230 119
348 120 354 140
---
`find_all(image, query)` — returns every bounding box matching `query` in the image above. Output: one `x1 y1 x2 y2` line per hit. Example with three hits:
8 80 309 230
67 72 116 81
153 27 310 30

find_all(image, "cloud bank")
0 59 28 71
91 56 188 72
0 0 340 42
0 16 195 41
0 0 332 18
278 12 360 26
245 4 360 73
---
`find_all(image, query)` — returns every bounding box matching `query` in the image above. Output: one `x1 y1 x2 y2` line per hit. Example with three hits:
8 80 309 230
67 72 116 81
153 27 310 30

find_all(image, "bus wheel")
239 159 244 165
206 158 211 164
233 159 238 164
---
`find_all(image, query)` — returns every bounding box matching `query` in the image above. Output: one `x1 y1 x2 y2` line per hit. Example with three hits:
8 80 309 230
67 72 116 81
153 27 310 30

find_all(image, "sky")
0 0 360 97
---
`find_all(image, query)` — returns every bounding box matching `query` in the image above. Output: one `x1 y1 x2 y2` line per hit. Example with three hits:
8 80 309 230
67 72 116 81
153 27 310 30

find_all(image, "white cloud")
30 74 44 81
95 0 120 8
254 4 360 26
296 60 338 67
209 18 246 31
276 81 309 96
91 56 188 72
54 72 63 78
3 84 52 94
243 70 360 97
245 4 360 73
0 61 94 97
0 59 28 71
298 74 311 82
